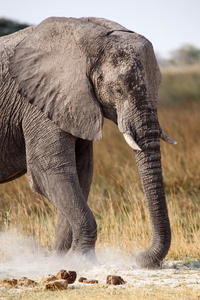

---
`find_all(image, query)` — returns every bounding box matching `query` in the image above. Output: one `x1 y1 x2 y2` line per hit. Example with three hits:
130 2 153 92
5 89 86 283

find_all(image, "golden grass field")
0 67 200 299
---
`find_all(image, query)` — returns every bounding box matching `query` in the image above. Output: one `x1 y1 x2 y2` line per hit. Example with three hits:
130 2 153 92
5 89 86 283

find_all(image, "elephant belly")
0 65 27 183
0 100 27 183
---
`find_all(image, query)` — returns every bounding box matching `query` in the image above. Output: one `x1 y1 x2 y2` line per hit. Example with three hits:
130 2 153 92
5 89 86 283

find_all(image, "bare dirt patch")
0 232 199 295
0 259 200 290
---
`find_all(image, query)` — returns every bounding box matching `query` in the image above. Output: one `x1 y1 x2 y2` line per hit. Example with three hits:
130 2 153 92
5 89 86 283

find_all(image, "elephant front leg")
29 161 97 260
24 123 97 263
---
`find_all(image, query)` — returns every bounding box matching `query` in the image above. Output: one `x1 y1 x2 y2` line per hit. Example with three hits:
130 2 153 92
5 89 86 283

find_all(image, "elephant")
0 17 176 268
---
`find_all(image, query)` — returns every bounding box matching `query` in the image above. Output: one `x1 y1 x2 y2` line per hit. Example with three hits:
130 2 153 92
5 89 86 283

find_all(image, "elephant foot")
135 251 163 269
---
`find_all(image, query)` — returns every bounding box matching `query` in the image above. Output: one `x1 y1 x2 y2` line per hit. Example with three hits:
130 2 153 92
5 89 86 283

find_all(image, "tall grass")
92 100 200 259
0 68 199 261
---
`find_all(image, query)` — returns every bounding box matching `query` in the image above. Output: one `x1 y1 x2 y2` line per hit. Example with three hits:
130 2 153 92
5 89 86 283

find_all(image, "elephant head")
9 17 176 268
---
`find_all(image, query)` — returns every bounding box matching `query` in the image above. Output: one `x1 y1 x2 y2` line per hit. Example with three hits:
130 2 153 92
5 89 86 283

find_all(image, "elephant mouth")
123 129 176 152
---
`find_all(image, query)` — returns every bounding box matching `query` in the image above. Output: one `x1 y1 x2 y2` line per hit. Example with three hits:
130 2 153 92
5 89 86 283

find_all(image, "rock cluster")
1 270 126 290
1 277 36 288
1 279 18 288
42 270 77 290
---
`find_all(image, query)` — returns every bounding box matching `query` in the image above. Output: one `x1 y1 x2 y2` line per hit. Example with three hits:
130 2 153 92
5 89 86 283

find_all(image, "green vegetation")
159 66 200 105
158 44 200 68
0 18 29 36
169 44 200 66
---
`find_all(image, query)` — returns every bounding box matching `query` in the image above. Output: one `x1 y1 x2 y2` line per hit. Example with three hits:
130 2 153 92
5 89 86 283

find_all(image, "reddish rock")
45 279 68 290
1 279 17 288
78 277 87 283
17 277 36 286
106 275 126 285
56 270 77 284
41 275 57 284
56 269 68 280
83 279 98 284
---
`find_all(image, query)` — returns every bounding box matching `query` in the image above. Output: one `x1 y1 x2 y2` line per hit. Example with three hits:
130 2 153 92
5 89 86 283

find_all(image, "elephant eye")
116 88 122 94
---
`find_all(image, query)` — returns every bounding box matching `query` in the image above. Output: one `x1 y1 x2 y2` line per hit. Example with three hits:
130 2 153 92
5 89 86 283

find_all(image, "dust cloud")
0 230 200 289
0 229 137 280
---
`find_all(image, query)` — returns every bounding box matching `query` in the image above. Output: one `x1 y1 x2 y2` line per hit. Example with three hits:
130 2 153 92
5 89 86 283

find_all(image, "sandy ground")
83 259 200 289
0 231 199 289
0 255 200 289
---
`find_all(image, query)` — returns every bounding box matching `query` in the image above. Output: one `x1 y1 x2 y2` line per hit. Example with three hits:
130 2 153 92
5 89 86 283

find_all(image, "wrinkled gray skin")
0 17 176 268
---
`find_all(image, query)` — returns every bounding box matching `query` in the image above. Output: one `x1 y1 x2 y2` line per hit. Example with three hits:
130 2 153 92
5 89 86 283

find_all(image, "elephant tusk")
160 130 177 145
123 133 142 151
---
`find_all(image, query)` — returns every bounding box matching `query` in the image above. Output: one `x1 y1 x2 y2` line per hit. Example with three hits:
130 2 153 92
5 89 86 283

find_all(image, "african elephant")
0 17 176 268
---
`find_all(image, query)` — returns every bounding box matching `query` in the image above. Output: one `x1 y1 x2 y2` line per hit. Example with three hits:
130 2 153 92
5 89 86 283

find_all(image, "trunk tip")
135 252 163 268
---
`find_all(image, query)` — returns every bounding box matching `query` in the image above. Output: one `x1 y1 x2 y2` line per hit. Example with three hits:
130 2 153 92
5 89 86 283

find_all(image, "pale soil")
0 231 199 294
0 256 200 299
85 259 200 289
0 256 200 290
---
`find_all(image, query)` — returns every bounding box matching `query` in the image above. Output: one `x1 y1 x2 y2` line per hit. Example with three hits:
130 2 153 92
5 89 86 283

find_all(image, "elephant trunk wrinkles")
134 143 171 268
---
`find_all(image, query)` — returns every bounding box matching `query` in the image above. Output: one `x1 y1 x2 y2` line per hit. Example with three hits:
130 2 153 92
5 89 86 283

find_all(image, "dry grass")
0 180 56 252
0 101 199 261
0 285 200 300
91 100 200 259
0 68 200 299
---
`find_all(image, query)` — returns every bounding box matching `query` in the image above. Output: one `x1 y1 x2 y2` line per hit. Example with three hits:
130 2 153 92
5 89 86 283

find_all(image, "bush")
158 66 200 106
0 18 29 36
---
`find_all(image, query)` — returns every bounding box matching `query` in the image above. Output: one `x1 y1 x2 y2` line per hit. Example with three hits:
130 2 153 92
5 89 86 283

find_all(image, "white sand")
0 231 199 289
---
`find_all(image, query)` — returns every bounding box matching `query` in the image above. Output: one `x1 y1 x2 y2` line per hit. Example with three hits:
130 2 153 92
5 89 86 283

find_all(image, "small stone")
45 279 68 290
66 271 77 284
56 270 77 284
78 277 87 283
106 275 126 285
41 275 57 284
17 277 36 286
56 269 68 280
1 279 17 288
82 279 98 284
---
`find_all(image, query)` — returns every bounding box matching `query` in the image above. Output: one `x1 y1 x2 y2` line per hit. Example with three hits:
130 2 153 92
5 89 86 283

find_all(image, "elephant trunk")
120 106 171 268
135 147 171 268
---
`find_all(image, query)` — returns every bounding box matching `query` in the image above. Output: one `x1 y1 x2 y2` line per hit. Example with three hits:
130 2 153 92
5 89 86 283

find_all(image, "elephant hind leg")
54 139 94 253
75 139 94 200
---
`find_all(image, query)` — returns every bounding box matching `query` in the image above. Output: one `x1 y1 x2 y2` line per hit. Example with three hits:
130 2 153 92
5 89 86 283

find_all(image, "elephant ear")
9 17 103 141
